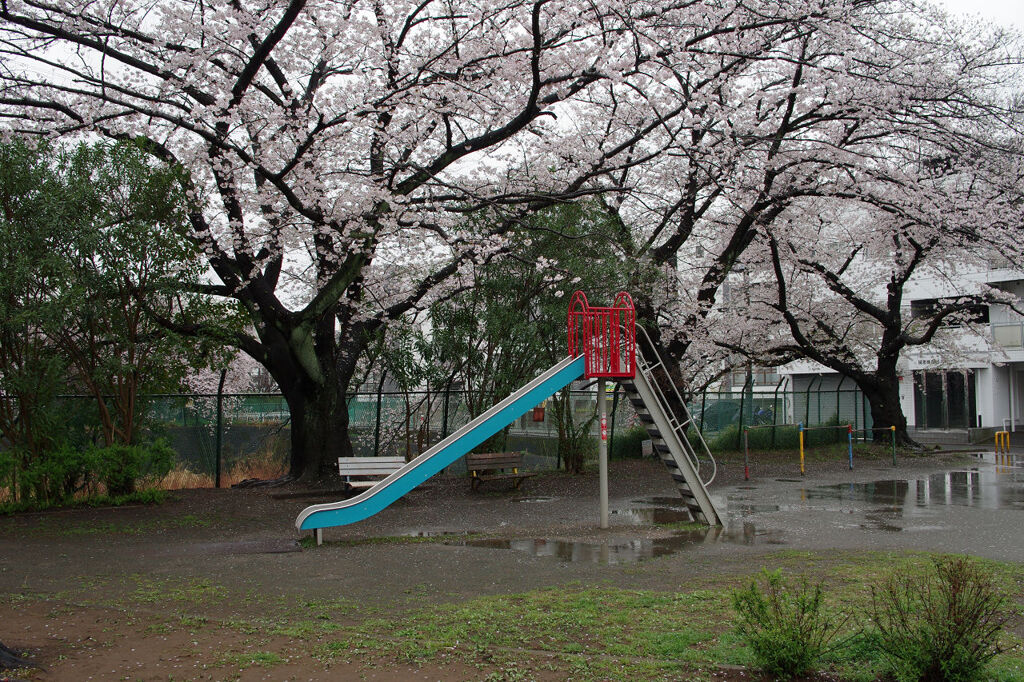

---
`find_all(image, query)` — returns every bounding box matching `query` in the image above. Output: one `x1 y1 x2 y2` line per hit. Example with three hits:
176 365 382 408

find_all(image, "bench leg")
314 528 323 546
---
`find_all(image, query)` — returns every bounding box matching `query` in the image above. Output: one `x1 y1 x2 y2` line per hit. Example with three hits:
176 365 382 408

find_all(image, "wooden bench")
337 456 406 490
465 452 536 491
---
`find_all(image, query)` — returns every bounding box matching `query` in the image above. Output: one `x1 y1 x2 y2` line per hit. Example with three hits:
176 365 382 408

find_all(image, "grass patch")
8 550 1022 681
223 651 287 668
129 576 227 606
0 488 169 515
327 552 1024 680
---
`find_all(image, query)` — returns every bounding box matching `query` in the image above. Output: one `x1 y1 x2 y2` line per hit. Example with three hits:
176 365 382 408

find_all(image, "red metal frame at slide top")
567 291 636 379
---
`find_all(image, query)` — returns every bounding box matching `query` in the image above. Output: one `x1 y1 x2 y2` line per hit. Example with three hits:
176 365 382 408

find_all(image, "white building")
776 265 1024 442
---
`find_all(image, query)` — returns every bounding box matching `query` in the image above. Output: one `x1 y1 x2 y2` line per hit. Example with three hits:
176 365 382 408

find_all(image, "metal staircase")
619 327 722 525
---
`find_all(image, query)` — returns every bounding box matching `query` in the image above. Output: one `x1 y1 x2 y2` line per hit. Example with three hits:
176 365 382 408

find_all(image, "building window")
910 298 989 324
913 370 977 429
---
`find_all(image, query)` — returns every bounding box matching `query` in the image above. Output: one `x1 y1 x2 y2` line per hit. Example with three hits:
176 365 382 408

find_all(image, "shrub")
611 424 649 459
732 569 848 679
871 556 1009 682
93 440 175 496
13 442 97 506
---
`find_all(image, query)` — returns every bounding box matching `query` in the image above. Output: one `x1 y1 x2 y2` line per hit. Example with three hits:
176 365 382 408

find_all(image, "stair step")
647 428 663 439
675 486 696 499
637 413 654 424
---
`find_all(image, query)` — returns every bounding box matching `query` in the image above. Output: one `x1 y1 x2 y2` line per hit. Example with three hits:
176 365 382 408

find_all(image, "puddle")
973 453 1023 467
512 496 557 503
634 496 690 506
776 478 804 483
807 471 1024 511
461 523 784 564
610 507 692 525
401 530 477 538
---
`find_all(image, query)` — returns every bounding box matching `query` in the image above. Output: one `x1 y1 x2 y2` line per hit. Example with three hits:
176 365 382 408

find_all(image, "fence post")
804 377 818 425
799 422 805 475
441 382 451 440
744 427 750 481
374 369 387 457
215 369 226 489
699 389 707 433
736 375 748 450
771 378 784 448
847 424 853 470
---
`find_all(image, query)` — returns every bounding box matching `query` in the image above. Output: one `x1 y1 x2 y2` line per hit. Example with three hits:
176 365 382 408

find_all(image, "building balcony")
992 321 1024 349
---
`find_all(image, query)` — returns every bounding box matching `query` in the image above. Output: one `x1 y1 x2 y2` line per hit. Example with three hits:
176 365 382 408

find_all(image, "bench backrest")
337 456 406 476
465 452 524 470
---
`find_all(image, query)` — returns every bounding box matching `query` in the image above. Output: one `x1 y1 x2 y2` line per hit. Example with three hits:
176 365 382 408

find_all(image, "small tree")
0 139 233 502
422 203 636 470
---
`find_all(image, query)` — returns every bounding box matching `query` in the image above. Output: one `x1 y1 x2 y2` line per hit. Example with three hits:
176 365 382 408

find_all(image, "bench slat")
337 457 406 465
464 452 534 490
337 457 406 488
337 466 404 476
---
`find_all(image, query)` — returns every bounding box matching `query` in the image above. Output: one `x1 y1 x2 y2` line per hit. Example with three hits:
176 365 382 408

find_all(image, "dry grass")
1 446 290 501
156 445 288 490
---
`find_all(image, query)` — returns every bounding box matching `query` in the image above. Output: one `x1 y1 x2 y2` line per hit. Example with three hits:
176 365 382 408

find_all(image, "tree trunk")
259 316 367 485
284 380 355 484
860 380 915 447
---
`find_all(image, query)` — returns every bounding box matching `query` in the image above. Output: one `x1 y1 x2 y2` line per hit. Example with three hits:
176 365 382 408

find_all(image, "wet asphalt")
697 452 1024 564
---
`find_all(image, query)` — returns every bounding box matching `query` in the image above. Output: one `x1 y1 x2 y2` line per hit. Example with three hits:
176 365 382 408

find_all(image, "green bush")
871 557 1009 682
3 439 174 508
611 424 649 459
732 569 848 679
13 442 97 506
93 440 175 496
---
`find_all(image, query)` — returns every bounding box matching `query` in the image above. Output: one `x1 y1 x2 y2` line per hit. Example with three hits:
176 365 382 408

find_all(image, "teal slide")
295 354 585 532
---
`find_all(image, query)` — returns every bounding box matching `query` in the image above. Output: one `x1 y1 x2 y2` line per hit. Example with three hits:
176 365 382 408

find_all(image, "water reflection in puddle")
461 523 784 564
974 452 1023 468
610 506 692 525
402 530 478 538
808 470 1024 511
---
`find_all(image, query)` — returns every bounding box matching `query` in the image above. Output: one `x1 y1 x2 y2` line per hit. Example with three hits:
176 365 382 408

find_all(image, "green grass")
0 488 169 515
222 651 287 668
55 512 213 536
9 549 1024 681
315 552 1024 680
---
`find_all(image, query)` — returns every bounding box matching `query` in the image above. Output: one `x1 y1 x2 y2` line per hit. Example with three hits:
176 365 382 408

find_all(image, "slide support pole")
598 378 608 529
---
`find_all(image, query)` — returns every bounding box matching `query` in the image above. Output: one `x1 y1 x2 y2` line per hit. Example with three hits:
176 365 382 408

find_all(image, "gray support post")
598 378 608 529
215 369 226 489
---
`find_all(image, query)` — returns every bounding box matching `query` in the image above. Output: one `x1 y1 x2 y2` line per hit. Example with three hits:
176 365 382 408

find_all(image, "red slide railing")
567 291 636 379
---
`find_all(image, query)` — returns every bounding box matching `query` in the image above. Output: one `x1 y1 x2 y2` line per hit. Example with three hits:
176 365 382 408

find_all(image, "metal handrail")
635 325 717 486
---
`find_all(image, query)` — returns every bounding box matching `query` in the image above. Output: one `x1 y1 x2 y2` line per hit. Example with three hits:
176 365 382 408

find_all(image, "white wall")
899 374 915 427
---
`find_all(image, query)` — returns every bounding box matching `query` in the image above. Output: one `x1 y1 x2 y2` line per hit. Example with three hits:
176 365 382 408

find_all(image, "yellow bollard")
996 431 1010 454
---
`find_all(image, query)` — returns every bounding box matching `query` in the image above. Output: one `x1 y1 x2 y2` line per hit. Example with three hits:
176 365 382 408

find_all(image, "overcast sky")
936 0 1023 29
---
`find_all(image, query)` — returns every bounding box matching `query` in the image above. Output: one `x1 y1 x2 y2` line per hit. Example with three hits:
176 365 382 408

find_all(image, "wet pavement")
706 451 1024 563
444 452 1024 565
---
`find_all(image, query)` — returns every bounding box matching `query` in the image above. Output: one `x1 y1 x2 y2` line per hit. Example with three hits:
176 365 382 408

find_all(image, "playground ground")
2 447 1024 681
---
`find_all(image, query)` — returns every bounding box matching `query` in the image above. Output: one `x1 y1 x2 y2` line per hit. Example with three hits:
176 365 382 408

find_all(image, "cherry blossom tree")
596 1 1024 408
746 143 1024 445
0 0 830 482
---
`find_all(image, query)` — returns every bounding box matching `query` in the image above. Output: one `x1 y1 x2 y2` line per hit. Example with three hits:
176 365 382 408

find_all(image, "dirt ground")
0 448 1010 681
